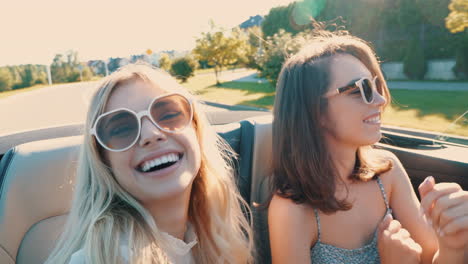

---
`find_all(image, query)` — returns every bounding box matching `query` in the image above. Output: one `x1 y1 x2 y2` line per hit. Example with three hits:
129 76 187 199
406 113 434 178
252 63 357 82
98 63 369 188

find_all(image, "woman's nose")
138 117 167 147
372 90 387 107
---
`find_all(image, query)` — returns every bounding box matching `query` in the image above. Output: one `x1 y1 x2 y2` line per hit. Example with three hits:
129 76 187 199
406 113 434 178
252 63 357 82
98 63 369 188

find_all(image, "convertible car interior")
0 111 467 264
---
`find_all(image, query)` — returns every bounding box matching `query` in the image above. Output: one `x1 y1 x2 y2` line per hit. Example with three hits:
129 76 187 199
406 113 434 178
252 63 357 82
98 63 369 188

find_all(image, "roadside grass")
0 84 54 99
183 73 468 137
0 77 102 99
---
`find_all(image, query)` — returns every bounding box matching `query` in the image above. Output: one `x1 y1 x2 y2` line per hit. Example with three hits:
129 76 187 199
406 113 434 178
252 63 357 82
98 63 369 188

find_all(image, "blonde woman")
46 64 253 264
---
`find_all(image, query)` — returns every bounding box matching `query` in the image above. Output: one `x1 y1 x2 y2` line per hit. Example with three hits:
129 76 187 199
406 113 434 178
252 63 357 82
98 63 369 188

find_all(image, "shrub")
403 39 427 80
0 68 13 92
158 53 172 72
170 56 198 82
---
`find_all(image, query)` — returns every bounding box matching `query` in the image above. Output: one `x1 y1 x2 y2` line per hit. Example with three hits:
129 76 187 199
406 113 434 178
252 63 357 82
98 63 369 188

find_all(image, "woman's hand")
419 176 468 251
378 214 422 264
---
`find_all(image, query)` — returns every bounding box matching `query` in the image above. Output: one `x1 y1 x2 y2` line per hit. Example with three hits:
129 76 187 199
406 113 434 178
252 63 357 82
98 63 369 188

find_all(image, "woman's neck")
325 136 358 185
143 185 192 240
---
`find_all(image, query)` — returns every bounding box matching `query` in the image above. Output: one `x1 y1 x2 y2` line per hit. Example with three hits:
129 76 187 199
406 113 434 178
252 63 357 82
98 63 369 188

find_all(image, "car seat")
0 115 274 264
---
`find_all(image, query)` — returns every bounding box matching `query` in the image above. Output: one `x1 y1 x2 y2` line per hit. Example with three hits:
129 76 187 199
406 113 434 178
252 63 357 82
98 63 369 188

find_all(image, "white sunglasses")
324 76 380 104
90 93 193 152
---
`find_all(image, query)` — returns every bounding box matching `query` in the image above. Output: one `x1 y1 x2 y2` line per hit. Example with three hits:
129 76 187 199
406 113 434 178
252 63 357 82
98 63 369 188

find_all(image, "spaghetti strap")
376 177 391 213
313 208 321 241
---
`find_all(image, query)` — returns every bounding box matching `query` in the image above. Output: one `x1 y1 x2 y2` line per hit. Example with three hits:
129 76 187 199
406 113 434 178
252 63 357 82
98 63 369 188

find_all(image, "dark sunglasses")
324 76 380 104
90 93 193 152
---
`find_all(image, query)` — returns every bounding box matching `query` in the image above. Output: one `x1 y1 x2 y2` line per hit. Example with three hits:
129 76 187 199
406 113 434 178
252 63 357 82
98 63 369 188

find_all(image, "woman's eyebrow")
103 112 133 130
348 78 361 85
337 78 360 93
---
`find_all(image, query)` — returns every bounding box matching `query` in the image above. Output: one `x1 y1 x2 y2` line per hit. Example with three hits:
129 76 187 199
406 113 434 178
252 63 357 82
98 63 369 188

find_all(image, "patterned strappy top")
310 177 391 264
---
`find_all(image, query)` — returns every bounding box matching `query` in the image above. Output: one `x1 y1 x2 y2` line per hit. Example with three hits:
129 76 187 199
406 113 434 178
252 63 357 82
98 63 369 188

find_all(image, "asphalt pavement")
0 81 228 136
2 69 466 136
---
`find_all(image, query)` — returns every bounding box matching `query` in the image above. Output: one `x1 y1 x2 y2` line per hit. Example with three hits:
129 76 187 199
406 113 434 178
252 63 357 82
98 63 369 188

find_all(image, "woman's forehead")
327 54 372 89
104 79 166 112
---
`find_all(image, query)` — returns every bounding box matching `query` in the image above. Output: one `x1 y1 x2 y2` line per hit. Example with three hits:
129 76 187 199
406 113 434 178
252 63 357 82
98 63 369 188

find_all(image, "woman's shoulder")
269 194 312 217
268 195 317 263
371 148 406 175
268 194 318 259
370 148 409 198
268 194 317 238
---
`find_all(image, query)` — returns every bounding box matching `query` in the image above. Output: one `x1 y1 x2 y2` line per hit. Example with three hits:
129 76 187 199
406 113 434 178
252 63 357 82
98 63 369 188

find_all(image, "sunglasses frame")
90 92 193 152
324 76 379 104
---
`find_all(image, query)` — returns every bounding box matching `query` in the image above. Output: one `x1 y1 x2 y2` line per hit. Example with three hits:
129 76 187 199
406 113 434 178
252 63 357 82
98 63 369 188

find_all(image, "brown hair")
272 29 392 213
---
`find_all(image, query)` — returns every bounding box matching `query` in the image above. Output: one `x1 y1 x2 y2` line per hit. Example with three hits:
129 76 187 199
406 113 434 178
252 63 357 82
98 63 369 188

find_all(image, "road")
3 69 465 136
0 81 233 136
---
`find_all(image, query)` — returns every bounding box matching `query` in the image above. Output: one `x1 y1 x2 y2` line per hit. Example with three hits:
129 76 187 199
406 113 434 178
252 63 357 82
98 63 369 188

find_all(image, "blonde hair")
46 64 253 263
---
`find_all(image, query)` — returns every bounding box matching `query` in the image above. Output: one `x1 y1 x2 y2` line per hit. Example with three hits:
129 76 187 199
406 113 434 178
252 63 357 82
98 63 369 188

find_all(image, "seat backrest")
248 115 273 263
0 118 269 264
0 136 81 264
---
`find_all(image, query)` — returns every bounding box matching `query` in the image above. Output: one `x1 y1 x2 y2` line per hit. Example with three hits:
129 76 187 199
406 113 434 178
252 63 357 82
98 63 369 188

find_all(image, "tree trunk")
214 66 220 86
420 23 425 49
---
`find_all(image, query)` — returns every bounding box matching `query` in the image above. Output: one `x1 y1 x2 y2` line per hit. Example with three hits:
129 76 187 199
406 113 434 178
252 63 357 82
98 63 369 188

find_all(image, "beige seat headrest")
0 136 81 264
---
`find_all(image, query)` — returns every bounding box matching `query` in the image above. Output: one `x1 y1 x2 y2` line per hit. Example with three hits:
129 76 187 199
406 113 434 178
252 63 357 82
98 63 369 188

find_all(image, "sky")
0 0 296 66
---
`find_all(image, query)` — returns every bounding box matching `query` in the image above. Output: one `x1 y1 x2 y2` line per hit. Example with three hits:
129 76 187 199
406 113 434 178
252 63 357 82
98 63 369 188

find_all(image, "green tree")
0 68 13 92
255 29 313 86
107 57 123 73
453 35 468 79
19 65 46 87
193 26 250 85
261 3 300 37
170 56 198 82
244 26 263 69
446 0 468 33
1 65 47 90
51 51 88 83
158 53 172 71
80 65 94 81
403 39 427 80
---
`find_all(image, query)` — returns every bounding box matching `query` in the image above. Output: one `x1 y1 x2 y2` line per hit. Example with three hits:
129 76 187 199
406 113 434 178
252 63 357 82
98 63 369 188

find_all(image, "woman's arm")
378 150 439 264
378 214 423 264
268 194 315 264
419 177 468 264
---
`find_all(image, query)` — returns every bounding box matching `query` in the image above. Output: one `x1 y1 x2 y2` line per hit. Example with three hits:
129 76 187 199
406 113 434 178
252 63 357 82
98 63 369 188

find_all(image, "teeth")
140 153 180 172
364 116 380 124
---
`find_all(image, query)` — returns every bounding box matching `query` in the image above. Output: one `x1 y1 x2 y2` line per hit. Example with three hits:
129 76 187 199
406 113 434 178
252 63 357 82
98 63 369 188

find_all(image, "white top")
69 224 198 264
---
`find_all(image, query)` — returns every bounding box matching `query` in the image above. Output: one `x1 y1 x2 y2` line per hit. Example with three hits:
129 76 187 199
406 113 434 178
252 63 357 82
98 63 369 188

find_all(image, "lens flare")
291 0 326 26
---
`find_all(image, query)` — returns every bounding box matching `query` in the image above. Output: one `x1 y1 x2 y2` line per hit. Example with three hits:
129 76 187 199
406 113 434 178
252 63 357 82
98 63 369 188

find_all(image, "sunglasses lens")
150 94 192 132
96 110 139 151
362 78 374 103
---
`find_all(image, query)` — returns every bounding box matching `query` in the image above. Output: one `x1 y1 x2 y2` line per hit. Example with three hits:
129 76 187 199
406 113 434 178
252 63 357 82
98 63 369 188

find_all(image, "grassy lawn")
183 73 468 137
183 73 276 108
194 66 245 75
384 90 468 137
0 77 102 99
